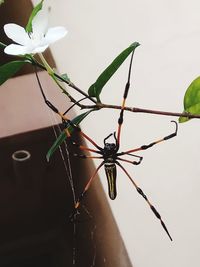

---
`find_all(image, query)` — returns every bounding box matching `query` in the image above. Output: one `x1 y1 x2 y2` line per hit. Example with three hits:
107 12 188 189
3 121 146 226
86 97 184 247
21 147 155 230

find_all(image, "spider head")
103 142 117 159
104 142 116 151
103 132 118 158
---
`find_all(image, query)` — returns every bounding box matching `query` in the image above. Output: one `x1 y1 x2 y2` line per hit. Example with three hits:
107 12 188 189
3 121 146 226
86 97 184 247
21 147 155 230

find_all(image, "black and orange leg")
117 50 135 145
116 155 143 165
73 153 103 160
118 121 178 156
67 134 103 155
116 161 172 241
35 66 103 151
74 161 105 210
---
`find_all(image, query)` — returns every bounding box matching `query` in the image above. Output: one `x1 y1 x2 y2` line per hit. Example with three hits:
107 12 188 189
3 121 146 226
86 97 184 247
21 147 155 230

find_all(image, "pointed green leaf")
46 131 66 162
179 76 200 123
88 42 140 101
66 110 91 133
0 60 29 86
26 0 44 33
60 73 71 83
56 73 71 84
179 103 200 123
0 42 6 48
46 111 91 161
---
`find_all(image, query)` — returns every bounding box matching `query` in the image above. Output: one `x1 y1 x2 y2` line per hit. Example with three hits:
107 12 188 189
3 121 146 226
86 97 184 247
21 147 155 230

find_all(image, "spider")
35 50 178 241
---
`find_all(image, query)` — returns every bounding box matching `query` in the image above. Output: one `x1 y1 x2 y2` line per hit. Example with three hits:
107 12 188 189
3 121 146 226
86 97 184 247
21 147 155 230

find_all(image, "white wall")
32 1 200 266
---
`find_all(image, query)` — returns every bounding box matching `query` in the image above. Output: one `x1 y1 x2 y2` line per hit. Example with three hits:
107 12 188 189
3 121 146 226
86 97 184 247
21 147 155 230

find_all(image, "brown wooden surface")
0 125 133 267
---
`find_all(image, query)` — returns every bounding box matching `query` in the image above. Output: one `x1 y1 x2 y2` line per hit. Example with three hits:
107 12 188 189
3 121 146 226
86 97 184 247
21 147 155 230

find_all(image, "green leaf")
179 76 200 123
46 131 66 162
179 103 200 123
0 60 29 86
61 73 71 83
46 111 91 161
0 42 6 48
88 42 140 101
56 73 71 84
26 0 44 33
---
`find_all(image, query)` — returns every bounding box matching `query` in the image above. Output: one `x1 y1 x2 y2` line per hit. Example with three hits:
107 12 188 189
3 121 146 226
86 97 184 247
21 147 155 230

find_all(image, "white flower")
4 10 67 55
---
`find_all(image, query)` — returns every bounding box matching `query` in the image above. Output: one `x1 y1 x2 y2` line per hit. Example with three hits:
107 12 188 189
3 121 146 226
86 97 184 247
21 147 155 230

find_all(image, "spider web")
44 92 99 266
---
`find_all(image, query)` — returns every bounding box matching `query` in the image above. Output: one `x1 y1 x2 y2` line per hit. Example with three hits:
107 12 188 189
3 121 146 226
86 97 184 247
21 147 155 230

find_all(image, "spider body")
102 136 118 200
104 162 117 200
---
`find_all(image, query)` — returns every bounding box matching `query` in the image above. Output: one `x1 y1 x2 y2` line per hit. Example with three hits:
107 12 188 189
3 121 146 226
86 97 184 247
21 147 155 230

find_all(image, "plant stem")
29 56 200 120
30 57 97 104
38 53 54 75
95 103 200 119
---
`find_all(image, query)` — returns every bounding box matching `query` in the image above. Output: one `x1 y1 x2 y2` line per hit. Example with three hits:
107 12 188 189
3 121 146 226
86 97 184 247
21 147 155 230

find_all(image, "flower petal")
4 44 30 55
44 26 67 45
4 24 30 45
32 10 48 37
32 44 49 54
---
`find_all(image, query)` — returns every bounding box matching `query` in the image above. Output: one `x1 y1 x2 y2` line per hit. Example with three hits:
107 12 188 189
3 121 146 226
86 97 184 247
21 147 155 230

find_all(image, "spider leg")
117 50 135 145
35 68 103 151
67 135 102 155
116 161 173 241
73 153 103 160
63 120 102 151
74 161 105 210
104 133 113 145
116 156 143 165
118 121 178 156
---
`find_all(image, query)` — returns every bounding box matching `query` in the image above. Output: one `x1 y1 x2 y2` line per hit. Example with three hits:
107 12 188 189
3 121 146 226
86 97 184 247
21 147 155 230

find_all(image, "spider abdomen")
104 163 117 200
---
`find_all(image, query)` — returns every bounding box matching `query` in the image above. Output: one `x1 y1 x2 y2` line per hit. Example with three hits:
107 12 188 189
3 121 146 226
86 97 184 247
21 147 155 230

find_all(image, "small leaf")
179 103 200 123
88 42 140 101
26 0 44 33
183 76 200 109
179 115 189 123
0 42 6 48
66 110 91 133
46 111 91 161
0 60 29 86
61 73 71 83
179 76 200 123
56 73 71 84
46 131 66 162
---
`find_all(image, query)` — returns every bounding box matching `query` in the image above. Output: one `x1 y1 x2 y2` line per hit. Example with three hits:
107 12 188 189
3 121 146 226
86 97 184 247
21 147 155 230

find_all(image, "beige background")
31 1 200 266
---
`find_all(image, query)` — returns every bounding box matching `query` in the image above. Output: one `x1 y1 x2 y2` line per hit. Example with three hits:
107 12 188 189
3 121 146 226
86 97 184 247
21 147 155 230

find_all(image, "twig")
95 103 200 119
29 57 200 120
30 58 97 105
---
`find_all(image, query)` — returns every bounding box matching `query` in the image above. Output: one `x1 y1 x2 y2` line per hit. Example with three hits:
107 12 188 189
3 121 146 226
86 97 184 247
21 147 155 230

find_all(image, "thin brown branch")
80 102 200 119
28 57 200 120
30 57 97 105
95 103 200 119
